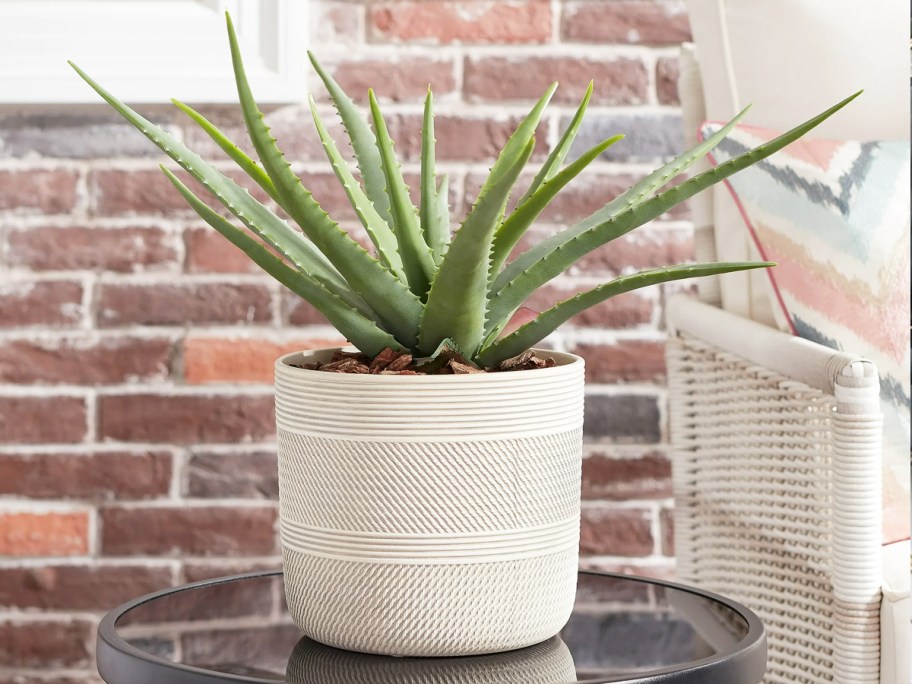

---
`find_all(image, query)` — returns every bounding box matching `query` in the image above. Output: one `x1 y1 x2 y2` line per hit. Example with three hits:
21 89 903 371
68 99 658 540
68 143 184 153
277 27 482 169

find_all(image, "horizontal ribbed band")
281 516 580 565
274 348 585 440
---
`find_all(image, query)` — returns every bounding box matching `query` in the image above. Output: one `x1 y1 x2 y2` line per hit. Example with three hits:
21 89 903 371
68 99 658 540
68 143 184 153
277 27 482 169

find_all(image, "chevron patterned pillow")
702 122 910 545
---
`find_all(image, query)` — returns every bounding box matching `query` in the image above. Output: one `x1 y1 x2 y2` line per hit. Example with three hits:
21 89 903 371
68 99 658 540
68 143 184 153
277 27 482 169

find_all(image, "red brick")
0 511 90 556
183 336 346 384
571 226 695 276
579 507 653 556
0 564 171 610
391 114 547 164
572 340 666 383
100 505 277 556
286 294 331 326
183 559 281 582
0 451 172 500
660 507 674 556
0 619 93 668
0 280 83 328
581 450 672 500
320 58 456 104
465 56 647 105
523 285 653 328
656 56 681 105
7 225 178 272
97 282 272 326
184 226 260 273
98 393 275 444
579 559 677 581
370 0 552 44
0 396 86 444
0 169 79 214
562 1 691 45
91 168 205 216
186 451 278 498
0 336 172 384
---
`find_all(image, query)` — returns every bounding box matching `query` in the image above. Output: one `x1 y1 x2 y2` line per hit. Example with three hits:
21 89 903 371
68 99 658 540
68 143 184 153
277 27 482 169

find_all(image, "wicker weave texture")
275 349 585 657
668 335 882 684
286 634 577 683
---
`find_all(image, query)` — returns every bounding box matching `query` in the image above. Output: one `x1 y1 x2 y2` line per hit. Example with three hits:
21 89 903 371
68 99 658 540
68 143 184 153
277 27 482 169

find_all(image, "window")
0 0 308 103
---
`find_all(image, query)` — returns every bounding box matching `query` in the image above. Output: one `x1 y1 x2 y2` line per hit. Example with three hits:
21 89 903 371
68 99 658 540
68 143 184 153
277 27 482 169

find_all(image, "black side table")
97 570 766 683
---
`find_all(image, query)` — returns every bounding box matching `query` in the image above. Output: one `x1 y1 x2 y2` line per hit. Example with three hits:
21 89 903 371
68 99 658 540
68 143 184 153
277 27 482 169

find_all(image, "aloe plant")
69 14 859 368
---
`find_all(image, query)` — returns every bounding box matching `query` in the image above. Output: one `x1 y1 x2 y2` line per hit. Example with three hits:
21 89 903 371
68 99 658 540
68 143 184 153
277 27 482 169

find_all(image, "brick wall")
0 1 692 679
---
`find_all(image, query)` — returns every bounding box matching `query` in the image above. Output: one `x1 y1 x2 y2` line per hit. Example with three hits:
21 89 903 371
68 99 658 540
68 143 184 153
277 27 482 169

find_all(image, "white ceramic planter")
275 348 585 657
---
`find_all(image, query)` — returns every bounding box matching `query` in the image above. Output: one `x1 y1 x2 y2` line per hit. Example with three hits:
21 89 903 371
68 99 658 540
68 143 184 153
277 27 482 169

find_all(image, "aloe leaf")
478 262 772 366
368 89 436 299
163 167 399 354
308 51 394 229
308 95 407 283
68 61 354 301
485 91 862 334
490 134 624 276
420 88 448 266
492 104 756 298
418 138 536 357
226 15 422 347
171 99 281 206
517 81 593 206
431 174 451 264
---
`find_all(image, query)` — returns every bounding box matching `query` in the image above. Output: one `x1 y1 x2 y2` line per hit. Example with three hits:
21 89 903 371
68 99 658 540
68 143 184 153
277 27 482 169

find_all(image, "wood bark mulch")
292 348 557 375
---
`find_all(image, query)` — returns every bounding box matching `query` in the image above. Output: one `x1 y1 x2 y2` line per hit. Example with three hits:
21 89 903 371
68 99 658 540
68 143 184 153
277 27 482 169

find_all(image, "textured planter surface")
275 348 584 657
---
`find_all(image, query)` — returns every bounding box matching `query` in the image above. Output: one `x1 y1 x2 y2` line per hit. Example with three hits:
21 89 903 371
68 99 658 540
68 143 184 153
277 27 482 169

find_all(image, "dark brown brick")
186 451 278 498
579 507 653 556
100 505 278 556
370 0 552 44
0 336 172 384
572 340 666 384
0 280 83 328
582 451 672 500
583 393 661 442
7 225 178 272
465 56 648 105
0 451 172 500
97 282 272 326
286 293 331 326
0 396 86 444
660 507 674 556
0 564 171 610
390 114 546 163
656 56 681 105
0 619 93 668
562 1 691 45
321 58 456 104
0 169 79 214
98 393 274 444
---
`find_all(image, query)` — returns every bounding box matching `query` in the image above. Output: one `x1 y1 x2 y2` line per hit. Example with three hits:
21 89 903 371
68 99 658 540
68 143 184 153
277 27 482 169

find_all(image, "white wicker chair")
667 3 910 682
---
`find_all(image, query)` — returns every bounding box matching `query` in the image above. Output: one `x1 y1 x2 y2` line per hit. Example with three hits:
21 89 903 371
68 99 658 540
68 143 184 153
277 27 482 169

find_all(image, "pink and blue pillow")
701 123 910 544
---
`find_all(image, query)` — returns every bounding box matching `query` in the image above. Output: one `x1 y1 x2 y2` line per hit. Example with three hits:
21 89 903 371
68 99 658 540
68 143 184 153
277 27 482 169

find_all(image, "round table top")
97 570 766 684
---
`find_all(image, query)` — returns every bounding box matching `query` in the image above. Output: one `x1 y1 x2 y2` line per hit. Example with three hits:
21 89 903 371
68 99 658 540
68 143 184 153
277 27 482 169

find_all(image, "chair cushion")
701 122 911 544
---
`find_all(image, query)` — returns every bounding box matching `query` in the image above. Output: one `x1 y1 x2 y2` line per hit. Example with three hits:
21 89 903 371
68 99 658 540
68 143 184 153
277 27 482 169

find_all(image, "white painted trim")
0 0 308 104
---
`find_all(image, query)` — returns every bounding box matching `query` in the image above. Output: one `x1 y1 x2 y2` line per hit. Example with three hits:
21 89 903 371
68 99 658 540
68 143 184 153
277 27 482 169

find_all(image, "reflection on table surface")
115 572 749 682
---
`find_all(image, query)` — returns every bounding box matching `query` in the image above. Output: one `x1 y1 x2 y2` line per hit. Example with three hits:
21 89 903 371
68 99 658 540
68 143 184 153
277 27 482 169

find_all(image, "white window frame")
0 0 308 104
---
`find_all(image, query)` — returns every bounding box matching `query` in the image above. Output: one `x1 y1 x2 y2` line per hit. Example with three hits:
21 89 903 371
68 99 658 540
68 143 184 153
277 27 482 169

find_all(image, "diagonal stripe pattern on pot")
274 348 585 657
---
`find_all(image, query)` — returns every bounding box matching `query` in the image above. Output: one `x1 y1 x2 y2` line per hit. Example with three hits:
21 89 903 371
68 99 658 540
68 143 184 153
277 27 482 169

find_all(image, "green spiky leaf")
478 262 773 366
163 166 398 354
420 88 449 266
226 14 423 347
308 95 407 283
485 91 862 335
432 174 450 264
368 89 436 300
419 138 535 357
308 51 394 229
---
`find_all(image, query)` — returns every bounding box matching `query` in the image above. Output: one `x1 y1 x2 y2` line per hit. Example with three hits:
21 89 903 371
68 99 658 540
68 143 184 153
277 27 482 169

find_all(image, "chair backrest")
667 296 887 683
